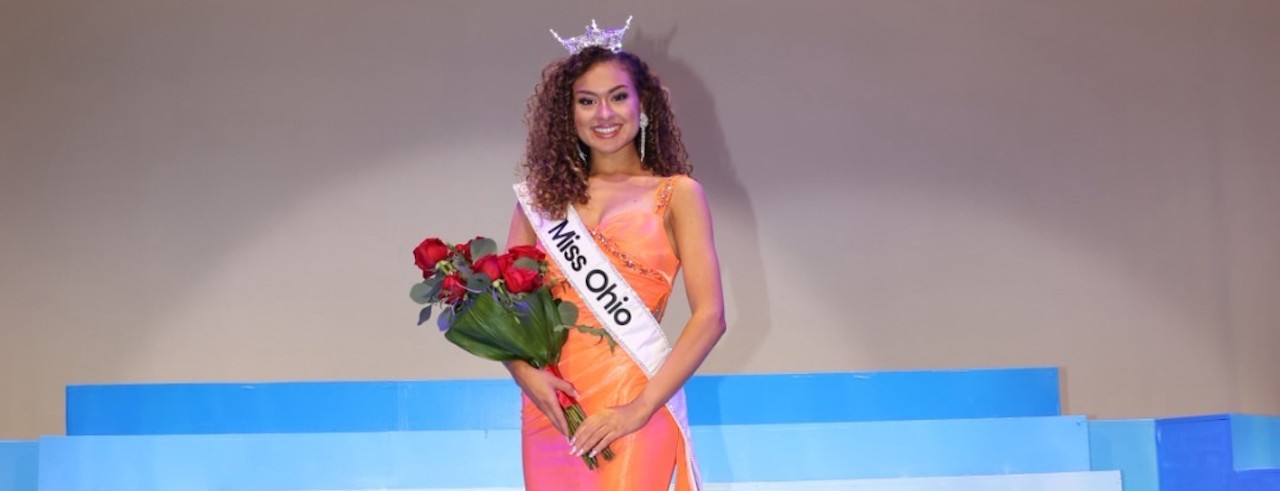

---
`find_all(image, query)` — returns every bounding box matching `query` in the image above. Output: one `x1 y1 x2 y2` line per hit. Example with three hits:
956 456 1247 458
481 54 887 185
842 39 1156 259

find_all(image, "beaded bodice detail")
546 176 683 321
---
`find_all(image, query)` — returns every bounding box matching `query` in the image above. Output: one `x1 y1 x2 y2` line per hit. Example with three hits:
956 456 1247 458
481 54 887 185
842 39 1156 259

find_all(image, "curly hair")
520 46 690 219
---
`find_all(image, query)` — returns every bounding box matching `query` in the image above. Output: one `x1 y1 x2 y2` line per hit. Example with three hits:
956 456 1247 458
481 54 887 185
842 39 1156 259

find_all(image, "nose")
596 101 616 119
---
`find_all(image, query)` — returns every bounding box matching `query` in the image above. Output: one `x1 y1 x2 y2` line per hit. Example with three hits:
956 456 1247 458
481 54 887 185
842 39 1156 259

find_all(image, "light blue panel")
694 416 1090 482
278 471 1123 491
707 471 1121 490
1088 419 1158 491
39 430 523 490
1231 414 1280 470
38 416 1090 490
686 368 1060 425
0 441 38 491
67 368 1062 435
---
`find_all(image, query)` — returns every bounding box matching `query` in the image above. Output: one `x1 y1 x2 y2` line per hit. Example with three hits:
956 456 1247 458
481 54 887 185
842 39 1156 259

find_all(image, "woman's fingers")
569 411 612 456
586 429 618 457
548 375 579 399
540 398 569 437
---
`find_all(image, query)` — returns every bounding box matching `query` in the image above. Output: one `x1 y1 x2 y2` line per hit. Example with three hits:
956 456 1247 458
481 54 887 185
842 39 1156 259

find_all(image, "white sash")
514 182 702 490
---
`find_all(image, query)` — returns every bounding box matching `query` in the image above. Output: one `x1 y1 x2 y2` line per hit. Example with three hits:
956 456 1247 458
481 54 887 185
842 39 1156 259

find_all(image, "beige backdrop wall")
1 0 1277 439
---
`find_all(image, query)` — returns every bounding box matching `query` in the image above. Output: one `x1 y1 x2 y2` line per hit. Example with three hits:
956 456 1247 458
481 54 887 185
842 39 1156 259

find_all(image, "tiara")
549 16 633 55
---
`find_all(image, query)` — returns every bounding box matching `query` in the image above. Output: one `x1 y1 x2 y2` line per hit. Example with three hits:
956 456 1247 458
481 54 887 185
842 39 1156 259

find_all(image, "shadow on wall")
631 26 772 372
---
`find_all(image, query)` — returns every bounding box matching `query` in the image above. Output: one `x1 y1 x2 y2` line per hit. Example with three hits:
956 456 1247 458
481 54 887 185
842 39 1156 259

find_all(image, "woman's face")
572 60 643 158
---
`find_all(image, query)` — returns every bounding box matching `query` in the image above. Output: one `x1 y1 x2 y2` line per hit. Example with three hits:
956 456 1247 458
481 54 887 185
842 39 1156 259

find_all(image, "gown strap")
654 175 682 216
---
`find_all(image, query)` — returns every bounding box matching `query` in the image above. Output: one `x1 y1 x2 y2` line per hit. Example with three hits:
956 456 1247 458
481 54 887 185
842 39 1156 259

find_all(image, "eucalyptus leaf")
410 282 434 305
557 300 579 326
424 274 444 288
417 305 433 326
425 282 442 301
455 262 475 277
513 257 541 271
437 307 455 332
470 238 498 260
467 273 492 292
568 324 617 352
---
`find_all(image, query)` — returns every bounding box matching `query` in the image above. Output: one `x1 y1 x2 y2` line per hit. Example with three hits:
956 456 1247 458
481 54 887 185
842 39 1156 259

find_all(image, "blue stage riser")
65 368 1061 435
0 441 38 491
696 416 1090 482
38 416 1089 490
1088 419 1159 491
1156 414 1280 491
1232 469 1280 491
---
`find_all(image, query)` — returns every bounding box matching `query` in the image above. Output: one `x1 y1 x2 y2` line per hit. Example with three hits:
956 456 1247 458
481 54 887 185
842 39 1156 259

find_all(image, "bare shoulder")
666 174 714 238
668 174 708 210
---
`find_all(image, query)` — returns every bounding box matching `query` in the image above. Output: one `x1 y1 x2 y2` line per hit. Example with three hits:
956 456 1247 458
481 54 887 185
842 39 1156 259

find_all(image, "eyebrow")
575 84 630 97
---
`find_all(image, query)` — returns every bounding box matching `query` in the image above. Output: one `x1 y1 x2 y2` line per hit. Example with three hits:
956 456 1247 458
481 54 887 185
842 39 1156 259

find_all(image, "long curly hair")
520 46 690 219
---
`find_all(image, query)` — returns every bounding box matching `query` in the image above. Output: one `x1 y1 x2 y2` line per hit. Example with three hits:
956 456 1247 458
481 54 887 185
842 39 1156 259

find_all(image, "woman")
504 43 726 490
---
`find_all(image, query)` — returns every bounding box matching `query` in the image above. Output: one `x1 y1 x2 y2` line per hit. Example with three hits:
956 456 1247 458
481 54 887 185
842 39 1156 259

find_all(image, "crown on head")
550 16 633 55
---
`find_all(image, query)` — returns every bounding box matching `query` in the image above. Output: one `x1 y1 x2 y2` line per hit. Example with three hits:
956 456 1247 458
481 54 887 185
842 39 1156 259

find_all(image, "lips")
592 124 622 139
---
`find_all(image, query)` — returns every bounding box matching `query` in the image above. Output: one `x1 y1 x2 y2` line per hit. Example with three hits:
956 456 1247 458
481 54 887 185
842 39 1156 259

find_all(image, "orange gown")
521 175 697 491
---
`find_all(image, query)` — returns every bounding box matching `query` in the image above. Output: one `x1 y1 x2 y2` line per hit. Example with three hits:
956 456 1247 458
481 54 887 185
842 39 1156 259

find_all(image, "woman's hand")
569 398 654 458
506 360 579 438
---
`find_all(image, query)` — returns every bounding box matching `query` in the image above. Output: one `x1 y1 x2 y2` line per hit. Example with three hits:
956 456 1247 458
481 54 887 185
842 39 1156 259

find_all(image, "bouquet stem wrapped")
411 236 614 469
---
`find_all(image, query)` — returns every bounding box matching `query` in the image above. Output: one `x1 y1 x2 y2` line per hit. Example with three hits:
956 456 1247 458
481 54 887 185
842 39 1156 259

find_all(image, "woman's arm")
571 177 726 457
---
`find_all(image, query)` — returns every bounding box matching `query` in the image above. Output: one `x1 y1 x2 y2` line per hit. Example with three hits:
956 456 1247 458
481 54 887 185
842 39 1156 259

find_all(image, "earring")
639 113 649 162
577 142 588 166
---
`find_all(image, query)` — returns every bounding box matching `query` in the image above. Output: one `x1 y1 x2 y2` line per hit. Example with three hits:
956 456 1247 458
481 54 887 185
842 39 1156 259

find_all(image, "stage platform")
3 367 1277 490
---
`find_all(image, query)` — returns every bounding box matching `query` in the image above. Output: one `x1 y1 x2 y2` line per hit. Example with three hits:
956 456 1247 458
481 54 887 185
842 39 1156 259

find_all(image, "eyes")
577 91 631 107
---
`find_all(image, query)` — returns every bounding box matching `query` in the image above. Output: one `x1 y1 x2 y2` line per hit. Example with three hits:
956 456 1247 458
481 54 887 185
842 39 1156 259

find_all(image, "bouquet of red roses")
411 236 614 469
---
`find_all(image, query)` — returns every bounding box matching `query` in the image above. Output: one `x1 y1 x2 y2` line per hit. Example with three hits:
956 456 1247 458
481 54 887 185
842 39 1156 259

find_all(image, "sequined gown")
521 175 697 490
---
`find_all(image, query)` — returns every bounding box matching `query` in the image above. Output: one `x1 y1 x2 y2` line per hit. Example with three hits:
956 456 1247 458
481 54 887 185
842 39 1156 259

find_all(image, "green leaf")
566 324 617 352
455 261 474 276
444 326 520 362
417 305 433 325
467 272 492 292
409 282 434 304
557 300 579 326
470 238 498 260
448 293 542 363
424 274 444 288
526 288 565 364
513 257 541 271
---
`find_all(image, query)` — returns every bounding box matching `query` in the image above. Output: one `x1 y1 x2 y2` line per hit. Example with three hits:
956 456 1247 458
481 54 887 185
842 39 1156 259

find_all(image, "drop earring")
578 144 588 166
638 113 649 162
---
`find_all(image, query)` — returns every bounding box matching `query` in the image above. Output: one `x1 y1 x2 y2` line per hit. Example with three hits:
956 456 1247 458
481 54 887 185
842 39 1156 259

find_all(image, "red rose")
497 252 515 272
413 238 452 278
507 244 546 263
503 266 542 294
438 273 467 303
473 254 504 280
455 236 483 263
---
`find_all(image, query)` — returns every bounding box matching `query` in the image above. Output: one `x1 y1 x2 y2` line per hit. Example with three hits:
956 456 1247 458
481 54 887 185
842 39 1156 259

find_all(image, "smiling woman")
501 20 724 491
573 65 642 155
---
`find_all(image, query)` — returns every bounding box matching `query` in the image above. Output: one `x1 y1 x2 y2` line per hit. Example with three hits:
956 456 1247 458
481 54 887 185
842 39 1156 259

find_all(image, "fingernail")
589 450 597 458
569 446 578 456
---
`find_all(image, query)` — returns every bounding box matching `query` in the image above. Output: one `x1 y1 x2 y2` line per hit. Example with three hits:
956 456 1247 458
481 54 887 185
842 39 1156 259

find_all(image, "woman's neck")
589 147 645 177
